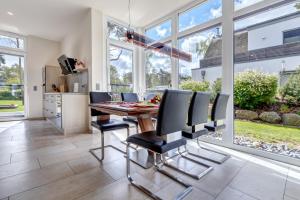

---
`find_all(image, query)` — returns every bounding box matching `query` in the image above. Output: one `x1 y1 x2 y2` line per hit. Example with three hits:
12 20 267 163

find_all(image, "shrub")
280 69 300 104
180 80 210 92
212 78 222 100
234 70 278 109
0 89 14 100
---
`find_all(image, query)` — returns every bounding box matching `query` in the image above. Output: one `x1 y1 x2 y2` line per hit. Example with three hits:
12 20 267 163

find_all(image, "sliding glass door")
0 53 25 118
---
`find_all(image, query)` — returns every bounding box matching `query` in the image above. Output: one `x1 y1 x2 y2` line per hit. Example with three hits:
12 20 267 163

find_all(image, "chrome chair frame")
126 144 193 200
89 126 130 162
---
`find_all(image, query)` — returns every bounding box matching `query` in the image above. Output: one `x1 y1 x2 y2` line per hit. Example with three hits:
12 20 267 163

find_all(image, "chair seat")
182 128 209 139
127 131 186 154
204 122 225 132
123 116 138 125
92 119 129 132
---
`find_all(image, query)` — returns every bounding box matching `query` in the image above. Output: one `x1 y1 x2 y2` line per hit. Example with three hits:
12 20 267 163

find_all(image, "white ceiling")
0 0 195 41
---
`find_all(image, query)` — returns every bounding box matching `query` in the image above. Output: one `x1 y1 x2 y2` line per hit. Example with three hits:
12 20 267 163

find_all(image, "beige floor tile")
102 157 143 180
9 168 114 200
11 143 77 163
155 182 214 200
67 154 100 174
0 162 73 199
285 169 300 200
215 187 258 200
0 159 40 179
230 163 287 200
38 147 90 167
178 156 245 197
77 177 149 200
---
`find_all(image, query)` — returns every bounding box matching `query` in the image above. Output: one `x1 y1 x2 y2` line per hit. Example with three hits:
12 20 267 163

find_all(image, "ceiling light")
7 11 14 16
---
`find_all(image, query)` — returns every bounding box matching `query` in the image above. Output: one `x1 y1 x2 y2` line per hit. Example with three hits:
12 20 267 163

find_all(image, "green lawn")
0 100 24 112
235 120 300 147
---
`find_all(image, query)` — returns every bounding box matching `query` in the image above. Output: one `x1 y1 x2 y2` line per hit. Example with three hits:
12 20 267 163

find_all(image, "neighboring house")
193 13 300 85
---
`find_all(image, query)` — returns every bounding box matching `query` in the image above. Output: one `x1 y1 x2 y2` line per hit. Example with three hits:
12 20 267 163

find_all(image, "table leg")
129 114 155 169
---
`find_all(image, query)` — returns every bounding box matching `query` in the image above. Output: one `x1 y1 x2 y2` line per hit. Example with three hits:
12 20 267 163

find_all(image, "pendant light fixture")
125 0 192 62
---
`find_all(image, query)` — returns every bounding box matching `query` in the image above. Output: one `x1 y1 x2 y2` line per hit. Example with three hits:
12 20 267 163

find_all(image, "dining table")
89 101 159 169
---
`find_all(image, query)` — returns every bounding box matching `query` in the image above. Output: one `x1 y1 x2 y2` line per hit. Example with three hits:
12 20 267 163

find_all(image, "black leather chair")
89 92 130 162
121 92 139 134
205 93 230 132
126 90 193 200
182 92 230 164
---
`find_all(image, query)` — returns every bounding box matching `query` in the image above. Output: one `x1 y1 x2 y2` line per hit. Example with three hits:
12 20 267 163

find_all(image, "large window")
234 2 300 160
178 0 222 32
109 45 133 93
145 20 172 41
178 26 222 82
145 46 172 90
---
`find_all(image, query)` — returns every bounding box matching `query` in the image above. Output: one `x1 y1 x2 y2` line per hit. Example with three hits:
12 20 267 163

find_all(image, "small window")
178 0 222 32
145 20 172 41
0 35 24 50
283 28 300 44
107 21 128 42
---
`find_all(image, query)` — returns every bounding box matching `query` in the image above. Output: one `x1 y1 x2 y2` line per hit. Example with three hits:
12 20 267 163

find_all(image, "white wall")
61 10 92 73
248 16 300 50
26 36 60 118
60 8 105 92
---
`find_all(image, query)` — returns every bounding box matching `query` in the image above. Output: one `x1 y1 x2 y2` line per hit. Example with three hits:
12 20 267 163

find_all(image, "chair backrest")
90 92 112 116
211 93 230 121
156 90 192 136
187 92 211 126
121 93 139 102
144 93 157 101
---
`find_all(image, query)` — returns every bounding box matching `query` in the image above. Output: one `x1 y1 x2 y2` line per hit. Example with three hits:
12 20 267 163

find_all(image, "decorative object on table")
51 84 60 92
149 95 161 104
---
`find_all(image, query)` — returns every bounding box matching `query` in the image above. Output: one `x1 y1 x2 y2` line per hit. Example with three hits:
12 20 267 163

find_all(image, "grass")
0 100 24 112
235 120 300 147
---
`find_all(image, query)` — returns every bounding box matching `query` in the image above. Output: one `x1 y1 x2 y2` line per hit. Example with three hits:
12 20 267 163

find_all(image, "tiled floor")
0 120 299 200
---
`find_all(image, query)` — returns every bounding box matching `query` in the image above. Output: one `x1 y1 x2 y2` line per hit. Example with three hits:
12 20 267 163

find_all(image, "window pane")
145 20 172 41
178 26 222 82
0 54 25 116
107 21 127 42
145 45 171 90
234 0 264 10
0 35 24 50
284 28 300 44
109 46 133 93
234 2 300 159
179 0 222 32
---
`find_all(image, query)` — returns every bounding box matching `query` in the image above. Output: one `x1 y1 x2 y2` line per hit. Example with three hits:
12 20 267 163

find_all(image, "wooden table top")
89 102 159 117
